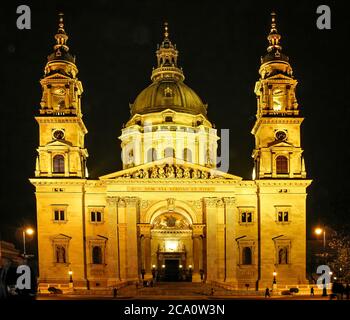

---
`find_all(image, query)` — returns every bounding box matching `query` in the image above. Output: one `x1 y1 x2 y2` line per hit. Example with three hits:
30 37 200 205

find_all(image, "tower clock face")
53 129 65 140
275 130 287 141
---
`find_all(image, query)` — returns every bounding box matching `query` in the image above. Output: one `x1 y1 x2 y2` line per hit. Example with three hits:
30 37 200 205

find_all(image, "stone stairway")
137 282 206 297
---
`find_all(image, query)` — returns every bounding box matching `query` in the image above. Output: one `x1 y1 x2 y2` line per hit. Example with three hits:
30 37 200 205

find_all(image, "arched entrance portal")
151 212 194 282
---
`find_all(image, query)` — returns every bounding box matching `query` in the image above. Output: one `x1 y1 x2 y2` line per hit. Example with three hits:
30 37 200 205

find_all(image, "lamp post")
315 227 328 296
68 270 73 282
273 271 277 284
22 227 34 258
68 270 73 289
272 271 277 292
315 227 326 250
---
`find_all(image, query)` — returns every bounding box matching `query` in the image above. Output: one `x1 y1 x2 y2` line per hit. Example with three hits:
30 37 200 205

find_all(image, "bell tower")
252 12 306 179
35 13 88 178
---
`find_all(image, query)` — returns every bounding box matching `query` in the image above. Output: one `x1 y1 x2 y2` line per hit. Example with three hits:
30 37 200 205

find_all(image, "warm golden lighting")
162 264 165 268
152 264 156 268
273 271 277 276
329 271 333 275
189 265 192 269
25 228 34 235
165 240 178 252
179 265 183 268
68 271 73 275
315 228 323 235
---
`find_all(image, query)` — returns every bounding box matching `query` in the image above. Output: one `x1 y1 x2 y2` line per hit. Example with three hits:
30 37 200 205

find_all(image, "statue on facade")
166 164 175 178
151 166 158 178
192 169 201 179
278 247 288 264
183 167 191 178
56 245 66 263
201 171 209 179
158 165 166 178
143 168 149 178
176 166 183 178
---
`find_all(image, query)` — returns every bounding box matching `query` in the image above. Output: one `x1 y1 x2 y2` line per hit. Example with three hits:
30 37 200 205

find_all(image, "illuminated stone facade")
30 14 311 290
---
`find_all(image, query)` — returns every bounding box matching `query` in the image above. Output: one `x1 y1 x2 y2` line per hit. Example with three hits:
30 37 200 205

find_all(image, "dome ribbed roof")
130 23 207 118
131 80 207 117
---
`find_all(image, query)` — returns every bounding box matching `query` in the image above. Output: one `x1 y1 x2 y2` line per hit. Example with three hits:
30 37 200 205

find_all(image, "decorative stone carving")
153 212 190 230
165 165 175 178
204 197 219 208
190 200 202 209
167 198 175 211
123 196 139 207
158 165 166 178
175 166 183 178
118 164 227 180
140 200 149 209
106 196 118 206
223 197 236 207
216 199 224 207
183 167 191 178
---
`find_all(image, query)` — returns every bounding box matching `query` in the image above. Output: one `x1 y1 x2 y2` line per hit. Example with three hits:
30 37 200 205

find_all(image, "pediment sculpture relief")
153 213 190 230
120 164 219 179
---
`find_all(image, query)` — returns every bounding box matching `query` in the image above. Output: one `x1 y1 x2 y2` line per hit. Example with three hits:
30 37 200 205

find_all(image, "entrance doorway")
164 259 180 281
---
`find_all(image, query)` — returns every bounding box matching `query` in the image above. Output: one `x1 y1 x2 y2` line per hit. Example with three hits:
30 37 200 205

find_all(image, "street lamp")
314 227 326 249
273 271 277 284
68 270 73 282
22 227 34 257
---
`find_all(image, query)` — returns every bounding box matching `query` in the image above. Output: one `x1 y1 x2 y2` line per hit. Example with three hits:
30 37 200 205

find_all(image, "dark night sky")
0 0 349 247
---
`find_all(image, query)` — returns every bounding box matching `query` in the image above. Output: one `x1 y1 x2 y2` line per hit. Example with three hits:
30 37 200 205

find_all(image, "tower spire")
267 11 282 52
151 22 184 82
54 13 69 51
46 12 76 73
164 21 169 40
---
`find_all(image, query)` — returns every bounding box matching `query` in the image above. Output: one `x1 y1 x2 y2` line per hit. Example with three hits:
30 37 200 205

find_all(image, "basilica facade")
30 13 311 291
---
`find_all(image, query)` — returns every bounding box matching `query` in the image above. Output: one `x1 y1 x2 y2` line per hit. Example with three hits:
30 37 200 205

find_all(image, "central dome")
129 23 207 118
130 80 207 117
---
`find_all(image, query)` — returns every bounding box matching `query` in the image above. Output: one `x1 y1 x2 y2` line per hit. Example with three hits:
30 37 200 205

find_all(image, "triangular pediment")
99 157 242 180
41 73 71 81
50 233 72 241
267 140 293 148
267 74 295 81
46 139 73 147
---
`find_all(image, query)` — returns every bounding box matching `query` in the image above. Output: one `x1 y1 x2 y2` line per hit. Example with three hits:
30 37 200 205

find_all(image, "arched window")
183 148 192 162
53 155 65 173
92 246 103 264
164 147 175 158
278 247 288 264
147 148 157 162
242 247 252 265
276 155 288 174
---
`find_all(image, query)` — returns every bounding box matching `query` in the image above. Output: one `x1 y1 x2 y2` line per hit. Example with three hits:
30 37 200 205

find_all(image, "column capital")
122 196 139 207
203 197 219 208
192 224 205 237
138 223 152 237
106 196 119 206
223 197 236 208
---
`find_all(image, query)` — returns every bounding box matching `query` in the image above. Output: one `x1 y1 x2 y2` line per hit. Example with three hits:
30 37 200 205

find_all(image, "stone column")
123 197 140 281
117 199 127 280
48 151 52 176
64 152 69 177
106 196 120 286
204 197 219 282
192 224 204 282
139 224 152 279
223 197 237 284
216 199 225 282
